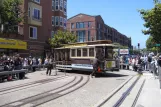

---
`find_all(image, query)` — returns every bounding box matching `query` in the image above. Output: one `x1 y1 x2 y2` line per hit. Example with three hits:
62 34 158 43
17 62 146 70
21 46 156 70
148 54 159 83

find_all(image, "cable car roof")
55 44 118 49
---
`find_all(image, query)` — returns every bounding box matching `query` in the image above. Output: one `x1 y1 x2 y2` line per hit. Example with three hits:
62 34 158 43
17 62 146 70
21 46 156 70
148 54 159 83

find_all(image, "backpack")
148 56 152 62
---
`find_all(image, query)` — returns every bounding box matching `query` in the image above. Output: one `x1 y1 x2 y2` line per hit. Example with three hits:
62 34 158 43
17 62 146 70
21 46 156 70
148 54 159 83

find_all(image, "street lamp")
0 15 2 32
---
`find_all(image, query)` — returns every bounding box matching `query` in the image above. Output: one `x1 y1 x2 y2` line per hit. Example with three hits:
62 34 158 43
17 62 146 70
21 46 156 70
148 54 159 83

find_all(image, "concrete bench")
0 69 27 82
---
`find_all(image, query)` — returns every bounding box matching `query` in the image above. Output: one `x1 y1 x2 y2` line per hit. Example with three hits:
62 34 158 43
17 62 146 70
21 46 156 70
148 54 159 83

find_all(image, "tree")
146 36 155 50
49 30 77 48
0 0 24 35
138 0 161 51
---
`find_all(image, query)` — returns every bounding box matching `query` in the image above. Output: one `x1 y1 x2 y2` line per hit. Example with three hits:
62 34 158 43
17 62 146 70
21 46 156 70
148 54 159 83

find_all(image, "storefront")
0 38 27 56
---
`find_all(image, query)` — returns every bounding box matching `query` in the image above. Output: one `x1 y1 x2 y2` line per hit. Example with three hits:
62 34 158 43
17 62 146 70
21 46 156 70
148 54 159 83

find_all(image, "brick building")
0 0 67 57
67 13 132 48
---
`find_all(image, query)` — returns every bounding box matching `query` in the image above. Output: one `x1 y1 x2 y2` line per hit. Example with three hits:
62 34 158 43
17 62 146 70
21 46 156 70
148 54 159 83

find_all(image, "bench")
0 69 27 82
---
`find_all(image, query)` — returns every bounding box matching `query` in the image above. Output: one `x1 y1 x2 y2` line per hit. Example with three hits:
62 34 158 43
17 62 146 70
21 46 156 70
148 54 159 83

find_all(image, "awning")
0 38 27 50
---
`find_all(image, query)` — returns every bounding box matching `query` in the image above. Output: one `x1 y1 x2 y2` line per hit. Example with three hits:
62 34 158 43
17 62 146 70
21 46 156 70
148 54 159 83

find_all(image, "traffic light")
138 43 140 47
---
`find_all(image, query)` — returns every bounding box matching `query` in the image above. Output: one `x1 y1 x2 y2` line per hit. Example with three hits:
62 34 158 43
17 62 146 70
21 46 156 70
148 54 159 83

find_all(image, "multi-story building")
67 13 132 48
0 0 67 57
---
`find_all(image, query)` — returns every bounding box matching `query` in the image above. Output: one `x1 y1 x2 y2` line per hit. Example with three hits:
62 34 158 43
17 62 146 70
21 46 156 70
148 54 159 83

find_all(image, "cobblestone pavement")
0 69 137 107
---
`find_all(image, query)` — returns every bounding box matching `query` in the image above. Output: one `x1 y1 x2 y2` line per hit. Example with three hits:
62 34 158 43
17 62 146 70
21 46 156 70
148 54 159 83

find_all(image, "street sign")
155 44 160 47
119 49 129 55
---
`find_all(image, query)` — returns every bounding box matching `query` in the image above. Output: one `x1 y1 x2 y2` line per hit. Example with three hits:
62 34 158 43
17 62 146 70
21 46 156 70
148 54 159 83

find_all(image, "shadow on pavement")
58 70 128 78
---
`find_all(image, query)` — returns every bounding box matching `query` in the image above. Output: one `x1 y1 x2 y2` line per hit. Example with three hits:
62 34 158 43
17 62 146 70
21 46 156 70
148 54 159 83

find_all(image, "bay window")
55 16 59 26
55 0 59 10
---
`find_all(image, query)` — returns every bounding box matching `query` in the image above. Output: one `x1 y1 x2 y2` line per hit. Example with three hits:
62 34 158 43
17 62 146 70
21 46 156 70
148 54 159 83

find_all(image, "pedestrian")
32 57 37 72
90 48 104 78
91 56 99 78
46 56 53 76
147 55 152 71
157 55 161 89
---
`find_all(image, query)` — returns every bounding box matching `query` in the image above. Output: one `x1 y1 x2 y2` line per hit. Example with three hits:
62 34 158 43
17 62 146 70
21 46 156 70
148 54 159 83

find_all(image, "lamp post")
0 15 2 32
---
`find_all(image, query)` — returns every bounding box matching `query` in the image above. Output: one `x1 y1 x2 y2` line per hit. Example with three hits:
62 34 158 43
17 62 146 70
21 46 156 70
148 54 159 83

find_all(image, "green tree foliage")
146 36 160 52
138 0 161 50
146 36 155 50
49 30 77 48
0 0 24 35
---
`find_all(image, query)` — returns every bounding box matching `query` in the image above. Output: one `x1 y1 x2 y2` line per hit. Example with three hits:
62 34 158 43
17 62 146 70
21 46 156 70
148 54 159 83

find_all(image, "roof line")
67 13 99 20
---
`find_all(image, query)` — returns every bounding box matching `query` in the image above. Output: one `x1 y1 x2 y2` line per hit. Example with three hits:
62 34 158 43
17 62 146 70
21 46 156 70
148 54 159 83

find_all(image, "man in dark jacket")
91 57 99 78
90 48 104 78
14 57 22 70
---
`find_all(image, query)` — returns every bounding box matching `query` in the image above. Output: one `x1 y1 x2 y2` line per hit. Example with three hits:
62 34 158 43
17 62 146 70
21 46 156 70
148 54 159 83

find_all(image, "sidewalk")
135 73 161 107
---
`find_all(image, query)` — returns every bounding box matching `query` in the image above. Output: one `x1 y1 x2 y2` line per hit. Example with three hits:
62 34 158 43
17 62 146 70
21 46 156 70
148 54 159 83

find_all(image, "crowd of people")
0 54 56 75
0 54 44 71
119 53 161 76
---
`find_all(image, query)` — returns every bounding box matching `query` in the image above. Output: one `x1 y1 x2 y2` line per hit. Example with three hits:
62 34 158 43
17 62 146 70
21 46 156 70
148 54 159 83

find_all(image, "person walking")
147 54 152 71
46 57 53 76
32 57 37 72
90 48 104 78
91 56 99 78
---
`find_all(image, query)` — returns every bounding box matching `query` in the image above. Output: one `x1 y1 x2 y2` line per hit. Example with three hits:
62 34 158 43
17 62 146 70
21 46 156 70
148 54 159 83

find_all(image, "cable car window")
77 48 81 57
105 47 113 59
89 48 94 57
71 49 75 57
83 48 87 57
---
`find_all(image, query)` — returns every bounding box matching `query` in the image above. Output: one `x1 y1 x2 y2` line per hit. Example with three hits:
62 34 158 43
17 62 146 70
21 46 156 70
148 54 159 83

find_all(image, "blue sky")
67 0 155 48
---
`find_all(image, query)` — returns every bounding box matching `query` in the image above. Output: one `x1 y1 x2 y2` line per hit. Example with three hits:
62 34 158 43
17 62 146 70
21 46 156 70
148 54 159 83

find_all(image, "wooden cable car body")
53 40 120 73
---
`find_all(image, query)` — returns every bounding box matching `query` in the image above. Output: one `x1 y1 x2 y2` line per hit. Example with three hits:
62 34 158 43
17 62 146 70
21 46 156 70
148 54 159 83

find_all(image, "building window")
34 0 40 3
60 0 63 11
29 26 37 39
76 22 84 28
64 18 67 29
77 31 85 42
52 0 55 10
55 16 59 26
28 7 30 17
55 0 59 10
99 24 101 29
51 31 54 38
83 48 87 57
98 31 101 40
52 16 54 25
88 22 91 28
71 49 75 57
64 1 67 15
33 8 40 20
77 49 81 57
71 23 74 29
60 17 63 26
89 48 94 57
88 30 90 41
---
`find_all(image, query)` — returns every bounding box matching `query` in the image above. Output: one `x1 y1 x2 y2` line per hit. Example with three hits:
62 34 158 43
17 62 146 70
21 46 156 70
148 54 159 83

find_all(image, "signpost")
155 44 160 47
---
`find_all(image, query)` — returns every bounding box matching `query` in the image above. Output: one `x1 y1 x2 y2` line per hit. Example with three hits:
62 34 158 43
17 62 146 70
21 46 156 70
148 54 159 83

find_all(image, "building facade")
67 13 132 48
1 0 67 57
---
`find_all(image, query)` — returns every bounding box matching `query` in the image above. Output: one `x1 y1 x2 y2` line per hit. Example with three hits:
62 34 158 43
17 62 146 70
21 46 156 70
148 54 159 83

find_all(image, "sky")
67 0 155 49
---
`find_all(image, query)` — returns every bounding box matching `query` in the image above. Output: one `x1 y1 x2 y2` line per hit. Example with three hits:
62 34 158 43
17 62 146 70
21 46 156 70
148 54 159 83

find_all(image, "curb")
93 75 135 107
